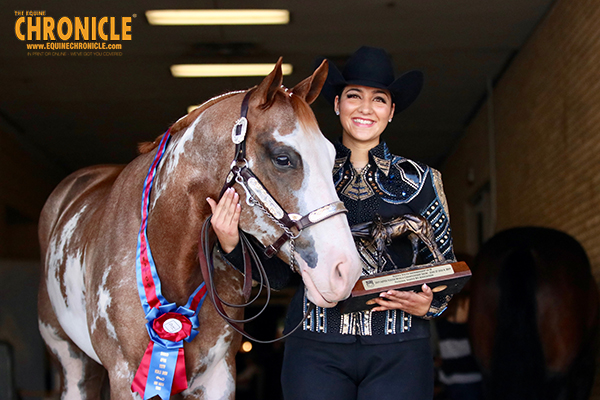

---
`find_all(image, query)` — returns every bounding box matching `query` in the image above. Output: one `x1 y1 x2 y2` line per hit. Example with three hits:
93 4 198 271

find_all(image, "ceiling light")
171 63 293 78
146 10 290 25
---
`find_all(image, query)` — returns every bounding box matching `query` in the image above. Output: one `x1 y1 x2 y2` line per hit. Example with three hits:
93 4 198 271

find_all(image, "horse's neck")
144 118 231 304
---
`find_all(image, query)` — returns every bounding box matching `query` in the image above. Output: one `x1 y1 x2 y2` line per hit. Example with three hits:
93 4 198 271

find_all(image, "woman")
208 46 455 400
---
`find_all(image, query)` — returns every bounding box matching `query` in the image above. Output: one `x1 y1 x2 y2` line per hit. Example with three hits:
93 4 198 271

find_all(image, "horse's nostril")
334 262 345 280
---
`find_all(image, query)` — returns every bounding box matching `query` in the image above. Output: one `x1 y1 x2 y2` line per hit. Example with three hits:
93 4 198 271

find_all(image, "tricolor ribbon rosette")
131 304 200 399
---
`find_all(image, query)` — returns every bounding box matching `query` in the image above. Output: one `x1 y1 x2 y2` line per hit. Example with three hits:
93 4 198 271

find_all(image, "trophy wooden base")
339 261 471 314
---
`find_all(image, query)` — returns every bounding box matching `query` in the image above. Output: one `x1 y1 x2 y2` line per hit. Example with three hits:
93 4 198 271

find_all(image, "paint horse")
468 227 600 400
38 59 363 400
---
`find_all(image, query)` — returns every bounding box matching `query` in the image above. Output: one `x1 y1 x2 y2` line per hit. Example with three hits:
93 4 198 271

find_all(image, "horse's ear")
290 59 328 105
254 57 284 108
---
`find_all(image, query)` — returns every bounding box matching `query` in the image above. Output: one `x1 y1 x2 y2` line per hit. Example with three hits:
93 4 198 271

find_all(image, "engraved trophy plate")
339 261 471 314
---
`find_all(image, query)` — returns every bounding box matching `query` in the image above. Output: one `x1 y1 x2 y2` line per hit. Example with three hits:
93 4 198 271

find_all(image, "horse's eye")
274 155 292 168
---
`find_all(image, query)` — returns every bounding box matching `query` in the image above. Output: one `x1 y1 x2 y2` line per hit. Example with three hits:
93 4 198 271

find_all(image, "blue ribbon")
144 344 180 400
132 130 208 399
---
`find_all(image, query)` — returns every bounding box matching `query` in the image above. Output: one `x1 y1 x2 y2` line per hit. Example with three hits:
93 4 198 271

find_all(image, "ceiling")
1 0 555 178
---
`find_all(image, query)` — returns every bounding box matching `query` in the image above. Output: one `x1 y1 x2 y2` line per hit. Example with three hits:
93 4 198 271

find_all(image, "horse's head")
226 59 362 307
159 59 362 307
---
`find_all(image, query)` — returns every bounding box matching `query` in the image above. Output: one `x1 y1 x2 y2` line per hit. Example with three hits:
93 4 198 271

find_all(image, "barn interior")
2 0 600 398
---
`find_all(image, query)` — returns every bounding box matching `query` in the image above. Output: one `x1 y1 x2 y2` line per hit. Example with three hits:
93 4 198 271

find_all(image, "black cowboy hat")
321 46 424 114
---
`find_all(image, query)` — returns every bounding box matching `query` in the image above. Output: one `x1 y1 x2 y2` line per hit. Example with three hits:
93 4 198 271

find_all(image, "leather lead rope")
198 215 315 344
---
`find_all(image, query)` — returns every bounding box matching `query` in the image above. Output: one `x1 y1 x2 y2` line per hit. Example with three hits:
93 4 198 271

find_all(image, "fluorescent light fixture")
188 104 200 114
171 63 293 78
146 10 290 25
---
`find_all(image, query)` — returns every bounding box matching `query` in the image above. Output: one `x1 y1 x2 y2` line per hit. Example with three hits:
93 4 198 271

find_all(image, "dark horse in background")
469 227 600 400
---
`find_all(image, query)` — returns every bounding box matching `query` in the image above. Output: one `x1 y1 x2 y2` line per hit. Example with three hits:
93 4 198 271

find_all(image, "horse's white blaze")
47 207 101 364
186 331 235 399
91 266 117 339
39 321 89 399
269 126 361 303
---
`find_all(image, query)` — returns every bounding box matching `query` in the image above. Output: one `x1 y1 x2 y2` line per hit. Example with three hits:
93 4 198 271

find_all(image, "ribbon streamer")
132 130 208 400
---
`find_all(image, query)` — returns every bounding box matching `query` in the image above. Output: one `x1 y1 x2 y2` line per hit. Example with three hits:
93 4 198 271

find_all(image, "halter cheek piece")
198 89 347 343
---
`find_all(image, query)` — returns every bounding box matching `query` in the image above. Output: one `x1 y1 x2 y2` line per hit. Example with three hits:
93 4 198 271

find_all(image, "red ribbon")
131 344 188 397
131 313 193 398
153 313 193 342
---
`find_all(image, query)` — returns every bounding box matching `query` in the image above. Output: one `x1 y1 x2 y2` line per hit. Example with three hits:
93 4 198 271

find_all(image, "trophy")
339 214 471 314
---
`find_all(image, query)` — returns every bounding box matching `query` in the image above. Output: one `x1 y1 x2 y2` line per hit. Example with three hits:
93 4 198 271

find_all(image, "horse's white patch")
186 331 235 399
47 207 101 364
39 321 88 399
243 203 282 247
170 113 203 171
114 358 134 382
91 265 117 340
51 205 87 265
131 391 143 400
272 125 337 213
151 115 204 209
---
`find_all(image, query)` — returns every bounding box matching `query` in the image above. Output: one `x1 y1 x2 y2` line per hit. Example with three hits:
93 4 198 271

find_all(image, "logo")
14 10 135 57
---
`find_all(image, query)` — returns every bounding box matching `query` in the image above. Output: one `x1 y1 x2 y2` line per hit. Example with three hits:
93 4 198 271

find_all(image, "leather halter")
198 90 348 343
220 90 348 264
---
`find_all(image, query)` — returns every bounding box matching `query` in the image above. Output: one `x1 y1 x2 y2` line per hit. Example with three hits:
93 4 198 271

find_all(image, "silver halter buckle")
231 117 248 144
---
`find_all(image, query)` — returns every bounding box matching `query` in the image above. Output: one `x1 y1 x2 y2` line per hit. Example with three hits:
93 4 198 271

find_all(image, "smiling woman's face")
334 85 395 149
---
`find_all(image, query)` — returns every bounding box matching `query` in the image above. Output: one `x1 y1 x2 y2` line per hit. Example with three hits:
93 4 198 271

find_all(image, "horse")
468 226 600 400
37 59 363 400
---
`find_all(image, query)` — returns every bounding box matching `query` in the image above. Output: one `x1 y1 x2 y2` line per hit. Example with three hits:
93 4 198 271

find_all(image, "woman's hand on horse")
370 284 433 316
206 188 241 254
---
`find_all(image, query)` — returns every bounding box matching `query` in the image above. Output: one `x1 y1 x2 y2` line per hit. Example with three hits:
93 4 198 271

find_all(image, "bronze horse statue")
468 227 599 400
37 59 362 399
351 213 445 268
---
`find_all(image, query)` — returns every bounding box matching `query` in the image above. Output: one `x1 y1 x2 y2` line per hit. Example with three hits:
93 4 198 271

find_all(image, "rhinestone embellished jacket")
284 140 455 344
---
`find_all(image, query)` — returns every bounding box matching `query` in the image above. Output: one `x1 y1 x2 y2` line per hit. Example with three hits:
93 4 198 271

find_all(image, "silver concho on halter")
231 117 248 144
308 203 342 224
247 177 285 219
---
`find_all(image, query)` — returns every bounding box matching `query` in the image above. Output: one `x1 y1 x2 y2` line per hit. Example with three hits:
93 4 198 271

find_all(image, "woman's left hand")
370 284 433 316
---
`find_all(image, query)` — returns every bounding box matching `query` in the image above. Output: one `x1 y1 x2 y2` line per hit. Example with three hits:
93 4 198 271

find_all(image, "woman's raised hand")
206 187 242 253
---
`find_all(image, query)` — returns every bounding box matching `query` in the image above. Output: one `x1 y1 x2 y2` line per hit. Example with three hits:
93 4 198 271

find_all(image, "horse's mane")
137 86 320 155
138 90 248 154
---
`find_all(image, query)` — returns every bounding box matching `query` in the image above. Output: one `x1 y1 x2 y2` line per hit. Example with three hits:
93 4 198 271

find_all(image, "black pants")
281 336 434 400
